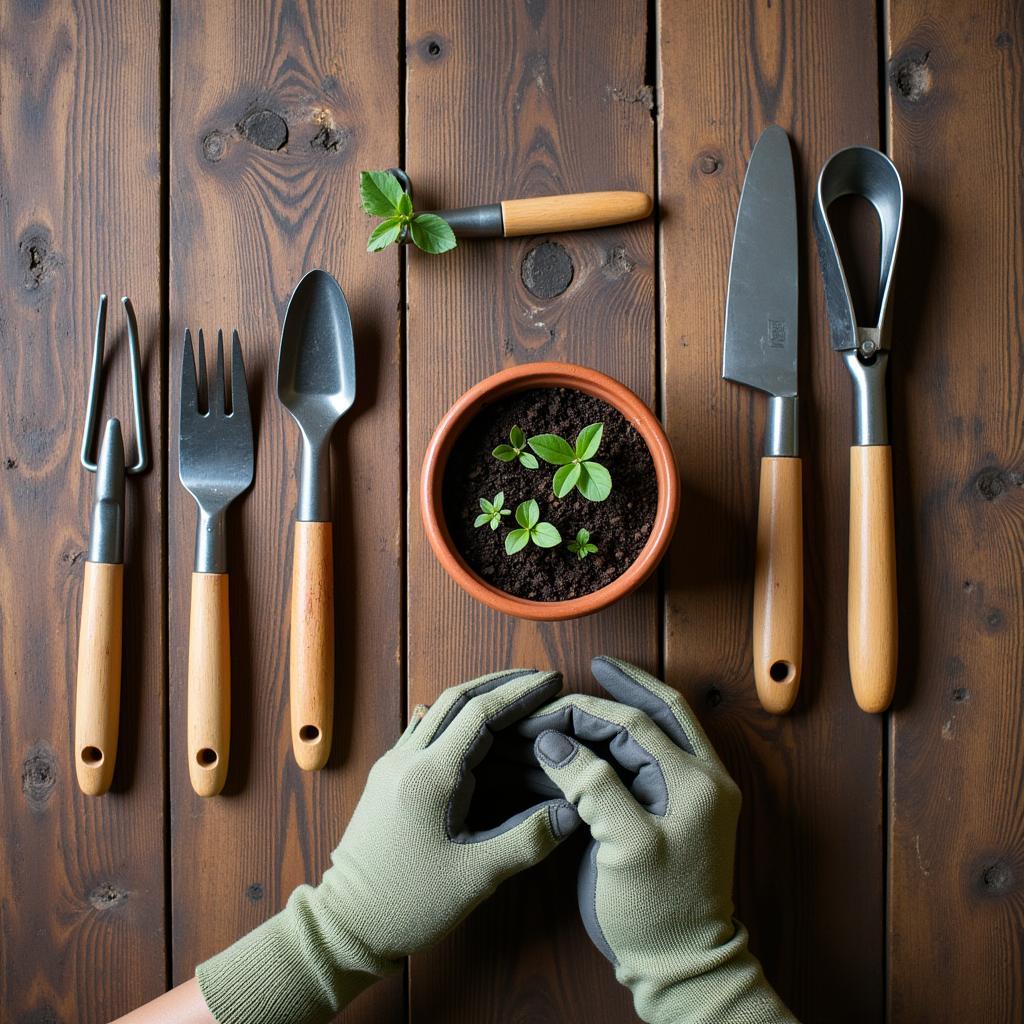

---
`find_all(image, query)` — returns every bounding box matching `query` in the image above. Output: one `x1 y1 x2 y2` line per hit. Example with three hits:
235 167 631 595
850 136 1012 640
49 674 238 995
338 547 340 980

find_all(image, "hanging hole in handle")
196 748 218 767
299 725 321 743
81 746 103 765
769 660 795 684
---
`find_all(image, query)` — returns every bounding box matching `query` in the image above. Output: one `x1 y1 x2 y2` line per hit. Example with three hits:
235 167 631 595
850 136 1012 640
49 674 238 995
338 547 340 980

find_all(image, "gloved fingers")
406 668 554 751
430 669 564 756
478 798 580 876
534 731 651 845
521 693 682 815
591 656 724 768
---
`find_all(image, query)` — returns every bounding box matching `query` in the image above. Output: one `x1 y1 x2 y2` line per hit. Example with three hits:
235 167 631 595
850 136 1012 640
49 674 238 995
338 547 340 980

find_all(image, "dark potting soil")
442 387 657 602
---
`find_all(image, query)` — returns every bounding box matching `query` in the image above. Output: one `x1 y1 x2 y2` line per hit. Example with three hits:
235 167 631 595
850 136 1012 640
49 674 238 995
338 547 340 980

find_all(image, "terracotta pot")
420 362 680 620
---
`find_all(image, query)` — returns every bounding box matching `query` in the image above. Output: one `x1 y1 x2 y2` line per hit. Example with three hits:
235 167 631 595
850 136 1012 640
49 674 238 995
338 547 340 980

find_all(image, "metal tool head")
81 294 149 474
179 328 254 572
88 417 126 564
722 125 799 400
814 146 903 356
278 269 356 521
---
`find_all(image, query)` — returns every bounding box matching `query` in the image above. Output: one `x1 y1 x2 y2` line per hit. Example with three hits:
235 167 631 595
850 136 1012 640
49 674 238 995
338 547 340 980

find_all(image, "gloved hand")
196 669 579 1024
527 657 798 1024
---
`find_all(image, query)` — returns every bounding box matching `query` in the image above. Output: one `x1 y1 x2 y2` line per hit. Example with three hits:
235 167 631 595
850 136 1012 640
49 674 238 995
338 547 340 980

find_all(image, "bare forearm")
111 978 216 1024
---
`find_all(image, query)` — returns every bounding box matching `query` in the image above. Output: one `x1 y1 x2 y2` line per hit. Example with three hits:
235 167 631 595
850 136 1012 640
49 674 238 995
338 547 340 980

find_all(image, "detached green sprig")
359 171 457 254
528 422 612 502
474 492 511 531
505 500 561 555
492 426 539 469
568 528 598 560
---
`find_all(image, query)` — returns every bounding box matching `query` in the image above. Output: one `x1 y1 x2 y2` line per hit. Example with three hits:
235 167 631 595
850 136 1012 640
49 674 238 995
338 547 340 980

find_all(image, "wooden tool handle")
849 445 898 712
75 561 123 795
500 191 652 236
289 520 334 770
753 457 803 714
187 572 230 796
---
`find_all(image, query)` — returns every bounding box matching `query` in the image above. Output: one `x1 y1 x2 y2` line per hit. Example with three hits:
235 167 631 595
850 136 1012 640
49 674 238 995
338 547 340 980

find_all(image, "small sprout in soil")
474 492 511 531
492 425 539 469
359 170 457 254
505 499 562 555
528 422 612 502
568 528 599 560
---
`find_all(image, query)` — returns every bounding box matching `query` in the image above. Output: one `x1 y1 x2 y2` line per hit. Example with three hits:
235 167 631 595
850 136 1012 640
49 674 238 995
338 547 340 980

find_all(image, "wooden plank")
405 1 653 1019
658 1 886 1019
0 1 166 1020
887 2 1024 1019
167 4 404 1020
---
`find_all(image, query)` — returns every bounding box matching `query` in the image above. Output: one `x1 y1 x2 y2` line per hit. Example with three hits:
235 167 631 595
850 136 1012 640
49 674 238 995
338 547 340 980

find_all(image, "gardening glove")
196 668 580 1024
527 657 798 1024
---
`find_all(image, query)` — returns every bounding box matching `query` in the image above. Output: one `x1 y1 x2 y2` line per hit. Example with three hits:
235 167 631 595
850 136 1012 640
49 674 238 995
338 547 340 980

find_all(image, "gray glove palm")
197 668 579 1024
528 657 797 1024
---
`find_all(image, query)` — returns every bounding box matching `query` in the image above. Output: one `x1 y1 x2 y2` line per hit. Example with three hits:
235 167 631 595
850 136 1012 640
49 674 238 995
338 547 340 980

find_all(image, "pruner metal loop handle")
81 294 149 475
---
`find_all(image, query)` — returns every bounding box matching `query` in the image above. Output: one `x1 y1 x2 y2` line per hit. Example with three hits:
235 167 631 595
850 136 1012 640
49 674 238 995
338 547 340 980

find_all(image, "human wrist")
195 881 389 1024
630 925 797 1024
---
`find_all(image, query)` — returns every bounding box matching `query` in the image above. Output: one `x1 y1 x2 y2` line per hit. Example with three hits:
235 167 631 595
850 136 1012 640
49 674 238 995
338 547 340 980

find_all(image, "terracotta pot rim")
420 361 680 621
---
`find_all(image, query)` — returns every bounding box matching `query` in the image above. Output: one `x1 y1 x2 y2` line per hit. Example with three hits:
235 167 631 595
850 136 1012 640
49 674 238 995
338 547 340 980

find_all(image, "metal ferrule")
844 350 890 446
88 418 126 565
194 508 227 574
765 395 798 457
297 437 331 523
428 203 503 238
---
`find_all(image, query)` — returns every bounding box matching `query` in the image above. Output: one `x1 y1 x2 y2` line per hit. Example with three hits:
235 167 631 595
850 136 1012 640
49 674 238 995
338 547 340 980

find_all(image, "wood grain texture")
168 3 404 1019
887 0 1024 1019
0 0 166 1018
187 572 231 797
848 445 897 712
289 520 334 771
658 1 885 1018
753 457 803 714
405 0 655 1019
75 560 125 796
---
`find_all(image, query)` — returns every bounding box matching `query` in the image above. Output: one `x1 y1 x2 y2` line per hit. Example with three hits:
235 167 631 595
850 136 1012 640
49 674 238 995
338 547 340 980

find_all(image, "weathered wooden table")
3 2 1021 1021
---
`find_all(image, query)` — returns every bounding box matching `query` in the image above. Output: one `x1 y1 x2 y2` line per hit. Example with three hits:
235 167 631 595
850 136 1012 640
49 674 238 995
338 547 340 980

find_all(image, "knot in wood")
237 109 288 151
521 242 574 299
22 744 57 808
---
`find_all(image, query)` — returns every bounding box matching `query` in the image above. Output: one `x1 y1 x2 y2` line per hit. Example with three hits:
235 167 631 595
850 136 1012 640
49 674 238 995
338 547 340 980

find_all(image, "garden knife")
278 270 355 769
722 125 802 714
814 146 903 713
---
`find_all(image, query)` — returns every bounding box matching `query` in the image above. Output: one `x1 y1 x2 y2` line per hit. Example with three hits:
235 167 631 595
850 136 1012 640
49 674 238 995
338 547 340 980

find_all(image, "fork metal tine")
180 329 199 419
229 329 250 424
197 329 208 413
211 329 226 415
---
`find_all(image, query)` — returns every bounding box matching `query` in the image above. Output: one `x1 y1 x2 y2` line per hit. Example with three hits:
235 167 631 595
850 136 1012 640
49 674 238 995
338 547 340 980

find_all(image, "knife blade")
722 125 802 714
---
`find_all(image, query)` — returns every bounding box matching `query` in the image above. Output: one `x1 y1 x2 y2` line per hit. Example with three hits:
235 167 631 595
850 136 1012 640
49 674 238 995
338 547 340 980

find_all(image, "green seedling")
474 492 511 531
568 528 598 560
492 425 539 469
528 422 612 501
359 171 457 254
505 499 561 555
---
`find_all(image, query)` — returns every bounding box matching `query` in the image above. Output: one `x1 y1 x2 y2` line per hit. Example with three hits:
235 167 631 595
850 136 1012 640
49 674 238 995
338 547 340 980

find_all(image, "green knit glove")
196 668 579 1024
530 657 798 1024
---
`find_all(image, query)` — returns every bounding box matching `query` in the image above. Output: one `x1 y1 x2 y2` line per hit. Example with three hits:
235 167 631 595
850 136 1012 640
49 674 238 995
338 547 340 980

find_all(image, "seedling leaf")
532 522 562 548
553 462 582 498
528 434 575 466
575 423 604 462
577 461 612 501
505 529 530 555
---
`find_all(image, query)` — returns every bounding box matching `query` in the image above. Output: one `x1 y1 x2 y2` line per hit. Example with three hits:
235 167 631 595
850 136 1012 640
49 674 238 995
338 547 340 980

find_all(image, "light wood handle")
187 572 230 796
289 520 334 770
75 561 123 796
849 445 898 712
753 457 803 714
500 191 653 237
